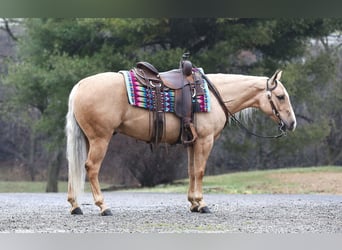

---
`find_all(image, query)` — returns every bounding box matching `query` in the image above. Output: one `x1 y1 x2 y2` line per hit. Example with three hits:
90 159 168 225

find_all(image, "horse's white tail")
66 83 87 202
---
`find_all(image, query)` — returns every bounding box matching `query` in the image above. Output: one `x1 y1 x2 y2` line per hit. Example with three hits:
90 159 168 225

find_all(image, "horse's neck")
208 73 267 114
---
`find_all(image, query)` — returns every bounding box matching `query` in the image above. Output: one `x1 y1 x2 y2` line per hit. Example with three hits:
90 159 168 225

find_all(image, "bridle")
266 78 287 135
201 72 287 139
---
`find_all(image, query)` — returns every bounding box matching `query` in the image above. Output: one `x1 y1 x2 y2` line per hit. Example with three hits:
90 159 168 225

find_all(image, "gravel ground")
0 192 341 233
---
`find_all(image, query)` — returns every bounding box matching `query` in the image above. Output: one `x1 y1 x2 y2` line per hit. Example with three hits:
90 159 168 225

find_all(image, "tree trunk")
46 150 62 192
28 129 36 181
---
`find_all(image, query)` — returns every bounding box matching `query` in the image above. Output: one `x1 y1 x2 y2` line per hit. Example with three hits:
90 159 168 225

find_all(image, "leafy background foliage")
0 18 341 190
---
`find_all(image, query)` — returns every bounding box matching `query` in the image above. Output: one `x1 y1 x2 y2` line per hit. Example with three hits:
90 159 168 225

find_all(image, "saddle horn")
182 60 193 76
180 52 192 76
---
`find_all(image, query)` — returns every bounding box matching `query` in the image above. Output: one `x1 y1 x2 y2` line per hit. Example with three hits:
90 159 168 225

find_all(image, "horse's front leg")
187 136 214 213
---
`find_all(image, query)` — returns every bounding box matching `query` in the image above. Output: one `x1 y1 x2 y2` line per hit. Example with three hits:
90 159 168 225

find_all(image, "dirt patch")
269 172 342 194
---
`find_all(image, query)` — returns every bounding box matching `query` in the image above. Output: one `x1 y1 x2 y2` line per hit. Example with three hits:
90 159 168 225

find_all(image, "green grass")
0 181 47 193
125 166 342 194
0 181 66 193
0 166 341 193
0 181 111 193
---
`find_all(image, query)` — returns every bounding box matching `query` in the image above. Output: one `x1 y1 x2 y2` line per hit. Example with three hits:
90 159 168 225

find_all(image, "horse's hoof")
71 207 83 215
199 206 211 214
190 205 199 213
101 209 113 216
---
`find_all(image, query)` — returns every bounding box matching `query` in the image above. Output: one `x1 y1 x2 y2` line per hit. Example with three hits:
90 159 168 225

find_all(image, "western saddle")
132 54 205 145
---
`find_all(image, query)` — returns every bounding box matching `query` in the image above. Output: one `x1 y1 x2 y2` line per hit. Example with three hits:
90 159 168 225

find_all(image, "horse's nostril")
289 121 296 131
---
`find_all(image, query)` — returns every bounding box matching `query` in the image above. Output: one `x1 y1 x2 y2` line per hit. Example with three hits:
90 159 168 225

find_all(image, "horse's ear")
275 70 282 81
269 70 282 84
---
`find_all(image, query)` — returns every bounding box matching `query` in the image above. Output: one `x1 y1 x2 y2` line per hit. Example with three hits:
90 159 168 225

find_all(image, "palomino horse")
66 70 296 215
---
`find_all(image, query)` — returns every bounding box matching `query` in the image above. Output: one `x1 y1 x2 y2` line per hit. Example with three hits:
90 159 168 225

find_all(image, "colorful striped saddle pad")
120 68 211 113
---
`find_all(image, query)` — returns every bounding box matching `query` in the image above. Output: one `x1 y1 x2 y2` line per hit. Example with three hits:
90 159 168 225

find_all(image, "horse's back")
77 72 124 94
72 72 128 137
75 72 126 102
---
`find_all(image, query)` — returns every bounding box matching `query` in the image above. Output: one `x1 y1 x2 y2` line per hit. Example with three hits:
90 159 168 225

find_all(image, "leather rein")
200 72 287 139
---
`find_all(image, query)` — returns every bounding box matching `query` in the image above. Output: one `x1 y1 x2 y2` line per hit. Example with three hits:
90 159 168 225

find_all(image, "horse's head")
259 70 297 132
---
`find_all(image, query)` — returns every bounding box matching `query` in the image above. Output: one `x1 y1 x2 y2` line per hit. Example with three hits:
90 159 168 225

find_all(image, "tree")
0 18 20 41
4 18 184 190
3 18 342 190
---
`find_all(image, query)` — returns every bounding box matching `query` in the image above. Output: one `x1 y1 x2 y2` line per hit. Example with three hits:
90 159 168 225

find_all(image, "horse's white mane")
232 108 256 124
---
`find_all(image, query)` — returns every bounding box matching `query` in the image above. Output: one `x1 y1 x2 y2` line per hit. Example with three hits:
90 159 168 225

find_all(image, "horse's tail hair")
66 83 87 203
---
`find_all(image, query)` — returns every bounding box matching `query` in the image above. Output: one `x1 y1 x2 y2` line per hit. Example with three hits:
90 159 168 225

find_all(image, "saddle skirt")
120 68 211 113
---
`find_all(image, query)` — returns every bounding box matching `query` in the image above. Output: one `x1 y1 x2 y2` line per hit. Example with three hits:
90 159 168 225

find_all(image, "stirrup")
183 123 198 145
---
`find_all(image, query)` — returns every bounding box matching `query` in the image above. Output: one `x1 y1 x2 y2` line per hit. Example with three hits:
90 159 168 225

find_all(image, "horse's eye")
277 95 285 101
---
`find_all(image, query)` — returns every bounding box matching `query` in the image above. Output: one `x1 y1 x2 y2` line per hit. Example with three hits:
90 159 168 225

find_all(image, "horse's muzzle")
288 120 296 131
282 120 296 132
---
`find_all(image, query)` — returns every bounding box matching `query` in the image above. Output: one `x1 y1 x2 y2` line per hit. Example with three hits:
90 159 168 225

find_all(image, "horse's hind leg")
68 183 83 215
86 137 112 216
